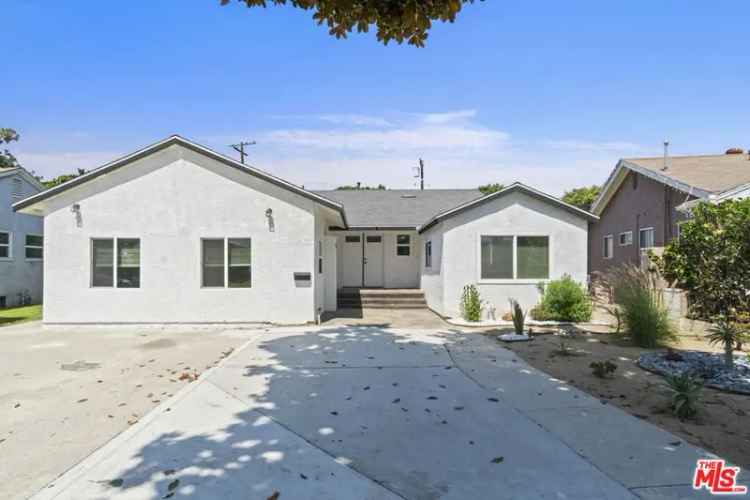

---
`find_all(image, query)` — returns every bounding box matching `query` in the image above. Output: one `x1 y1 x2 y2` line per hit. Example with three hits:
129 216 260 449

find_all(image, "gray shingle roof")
624 153 750 194
312 189 483 228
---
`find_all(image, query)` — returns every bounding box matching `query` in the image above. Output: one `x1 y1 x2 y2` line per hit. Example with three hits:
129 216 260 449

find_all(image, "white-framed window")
0 231 11 259
676 221 686 239
91 238 141 288
425 241 432 268
396 234 410 256
201 238 251 288
25 234 43 260
480 235 550 280
603 235 614 259
639 227 655 249
618 231 633 246
12 178 23 200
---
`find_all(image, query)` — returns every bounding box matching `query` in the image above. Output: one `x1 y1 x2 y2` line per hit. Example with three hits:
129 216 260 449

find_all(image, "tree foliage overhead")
0 128 21 170
478 183 504 195
657 199 750 321
561 185 601 211
42 169 88 189
222 0 478 46
336 183 386 190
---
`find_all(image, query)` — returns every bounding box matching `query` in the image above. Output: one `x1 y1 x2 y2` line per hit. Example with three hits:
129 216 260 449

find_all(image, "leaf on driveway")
267 492 280 500
427 396 438 400
107 478 124 487
167 479 180 491
487 398 499 402
363 386 370 391
453 406 464 411
392 398 400 404
491 456 505 464
77 398 88 403
330 411 338 416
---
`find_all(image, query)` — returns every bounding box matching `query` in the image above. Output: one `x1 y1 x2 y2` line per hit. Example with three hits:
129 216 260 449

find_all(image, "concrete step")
337 289 427 310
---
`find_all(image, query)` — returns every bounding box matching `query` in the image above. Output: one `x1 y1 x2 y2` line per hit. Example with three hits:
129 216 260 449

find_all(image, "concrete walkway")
32 326 715 500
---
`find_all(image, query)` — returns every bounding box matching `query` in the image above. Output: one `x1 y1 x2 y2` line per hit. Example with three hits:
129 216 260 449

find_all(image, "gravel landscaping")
639 350 750 394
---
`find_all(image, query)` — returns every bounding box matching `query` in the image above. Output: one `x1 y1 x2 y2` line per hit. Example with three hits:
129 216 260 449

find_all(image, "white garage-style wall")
421 189 590 318
33 143 340 324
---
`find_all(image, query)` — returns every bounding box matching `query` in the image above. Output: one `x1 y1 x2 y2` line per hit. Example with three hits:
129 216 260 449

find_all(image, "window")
92 238 140 288
618 231 633 246
639 227 655 249
0 232 10 259
425 241 432 268
345 235 360 243
25 234 43 260
603 235 613 259
366 235 382 243
202 238 252 288
12 178 23 200
480 235 550 280
396 234 410 256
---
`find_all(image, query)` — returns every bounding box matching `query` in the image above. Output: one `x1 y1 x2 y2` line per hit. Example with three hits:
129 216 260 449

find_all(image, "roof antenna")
661 140 670 171
230 140 256 164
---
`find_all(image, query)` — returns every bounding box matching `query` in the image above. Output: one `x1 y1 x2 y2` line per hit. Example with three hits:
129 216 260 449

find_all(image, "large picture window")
25 234 44 260
92 238 140 288
0 232 10 259
481 235 549 280
202 238 251 288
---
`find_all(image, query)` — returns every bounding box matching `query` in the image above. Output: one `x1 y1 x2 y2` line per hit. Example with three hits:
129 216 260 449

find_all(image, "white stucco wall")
419 227 444 315
332 230 420 289
0 173 44 306
41 145 330 324
421 191 589 318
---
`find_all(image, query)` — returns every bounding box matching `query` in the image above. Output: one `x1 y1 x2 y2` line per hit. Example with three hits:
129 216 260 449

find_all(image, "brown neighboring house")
588 149 750 275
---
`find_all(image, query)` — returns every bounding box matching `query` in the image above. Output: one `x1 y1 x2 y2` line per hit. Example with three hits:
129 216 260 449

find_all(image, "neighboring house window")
91 238 141 288
603 235 614 259
202 238 252 288
481 235 549 280
425 241 432 268
619 231 633 246
639 228 655 249
25 234 43 260
396 234 410 256
12 178 23 200
0 231 11 259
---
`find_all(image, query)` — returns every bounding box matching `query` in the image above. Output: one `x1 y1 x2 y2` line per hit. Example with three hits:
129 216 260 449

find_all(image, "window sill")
478 279 550 285
0 258 13 262
25 258 43 262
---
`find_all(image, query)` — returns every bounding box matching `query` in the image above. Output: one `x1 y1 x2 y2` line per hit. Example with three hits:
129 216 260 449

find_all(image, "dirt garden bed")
494 327 750 468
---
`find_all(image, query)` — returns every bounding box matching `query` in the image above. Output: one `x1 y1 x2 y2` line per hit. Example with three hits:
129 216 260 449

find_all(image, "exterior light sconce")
265 208 275 232
71 203 82 227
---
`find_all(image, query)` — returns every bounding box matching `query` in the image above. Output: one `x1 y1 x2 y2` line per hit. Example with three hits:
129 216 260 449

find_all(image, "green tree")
658 199 750 321
0 128 21 170
221 0 479 47
478 183 504 195
336 183 386 190
42 169 88 189
561 185 601 211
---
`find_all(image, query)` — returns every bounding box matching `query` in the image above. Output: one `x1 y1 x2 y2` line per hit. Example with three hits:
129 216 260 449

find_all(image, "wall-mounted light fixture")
265 208 275 232
71 203 82 227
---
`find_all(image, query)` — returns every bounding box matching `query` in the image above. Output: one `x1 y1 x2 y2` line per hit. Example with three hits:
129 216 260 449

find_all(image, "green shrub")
532 275 592 322
460 284 481 322
601 265 676 348
665 373 702 420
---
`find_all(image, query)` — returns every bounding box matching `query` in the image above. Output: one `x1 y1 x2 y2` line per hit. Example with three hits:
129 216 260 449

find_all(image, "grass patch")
0 304 42 326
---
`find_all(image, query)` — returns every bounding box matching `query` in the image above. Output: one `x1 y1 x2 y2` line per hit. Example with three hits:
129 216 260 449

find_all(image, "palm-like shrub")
508 299 526 335
600 265 676 348
531 275 592 322
707 317 747 369
460 284 481 322
665 373 702 420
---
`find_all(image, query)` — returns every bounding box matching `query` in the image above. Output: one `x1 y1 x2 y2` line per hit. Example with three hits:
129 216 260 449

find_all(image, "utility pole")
230 140 256 164
415 158 425 190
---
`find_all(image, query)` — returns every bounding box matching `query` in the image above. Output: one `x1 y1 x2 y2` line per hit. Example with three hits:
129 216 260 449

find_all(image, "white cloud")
417 109 477 125
317 114 393 127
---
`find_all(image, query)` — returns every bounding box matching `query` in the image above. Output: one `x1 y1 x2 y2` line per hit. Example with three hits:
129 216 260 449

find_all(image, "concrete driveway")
30 326 714 500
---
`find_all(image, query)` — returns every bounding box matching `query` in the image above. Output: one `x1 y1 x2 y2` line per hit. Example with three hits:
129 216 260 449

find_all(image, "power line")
230 141 256 164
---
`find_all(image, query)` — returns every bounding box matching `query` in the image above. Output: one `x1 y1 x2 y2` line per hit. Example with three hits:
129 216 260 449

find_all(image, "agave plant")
707 317 747 369
508 299 526 335
665 373 702 420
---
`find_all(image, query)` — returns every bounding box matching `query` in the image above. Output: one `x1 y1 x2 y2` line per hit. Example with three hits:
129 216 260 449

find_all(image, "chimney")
661 140 669 171
725 147 744 155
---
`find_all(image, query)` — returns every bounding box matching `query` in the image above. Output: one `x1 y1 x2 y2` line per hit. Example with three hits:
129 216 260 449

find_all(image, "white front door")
364 234 384 287
342 234 363 287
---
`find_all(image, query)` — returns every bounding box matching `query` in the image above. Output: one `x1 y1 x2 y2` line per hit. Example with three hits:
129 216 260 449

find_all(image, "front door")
342 234 363 287
364 234 384 287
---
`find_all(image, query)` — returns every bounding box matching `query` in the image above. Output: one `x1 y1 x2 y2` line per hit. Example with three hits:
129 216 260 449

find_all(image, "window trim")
478 234 552 284
24 233 44 261
424 240 432 268
618 231 633 246
639 227 655 249
603 234 614 260
396 234 411 257
90 237 141 288
0 231 12 261
200 237 252 289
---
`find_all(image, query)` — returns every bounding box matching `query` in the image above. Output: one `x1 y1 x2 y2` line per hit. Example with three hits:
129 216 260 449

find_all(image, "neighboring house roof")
591 152 750 215
418 182 598 234
0 166 46 192
12 135 348 226
313 189 483 229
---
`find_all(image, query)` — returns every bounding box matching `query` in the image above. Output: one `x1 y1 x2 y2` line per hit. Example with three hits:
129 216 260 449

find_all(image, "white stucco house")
14 135 597 324
1 165 45 307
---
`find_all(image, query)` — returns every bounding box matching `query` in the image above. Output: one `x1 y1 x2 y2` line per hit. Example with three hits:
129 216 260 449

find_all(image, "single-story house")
1 165 45 307
589 148 750 274
14 135 596 324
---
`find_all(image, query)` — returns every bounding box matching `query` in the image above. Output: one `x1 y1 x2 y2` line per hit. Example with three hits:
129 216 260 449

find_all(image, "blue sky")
5 1 750 194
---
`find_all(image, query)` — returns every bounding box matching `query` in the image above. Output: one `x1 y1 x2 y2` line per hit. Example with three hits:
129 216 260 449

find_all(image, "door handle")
363 257 368 265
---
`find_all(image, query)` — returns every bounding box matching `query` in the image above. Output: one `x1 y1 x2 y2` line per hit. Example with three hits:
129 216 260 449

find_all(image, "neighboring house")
14 135 596 324
0 166 45 307
589 149 750 274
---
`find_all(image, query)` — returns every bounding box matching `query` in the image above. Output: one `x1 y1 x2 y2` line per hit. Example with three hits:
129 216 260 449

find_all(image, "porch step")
337 289 427 310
